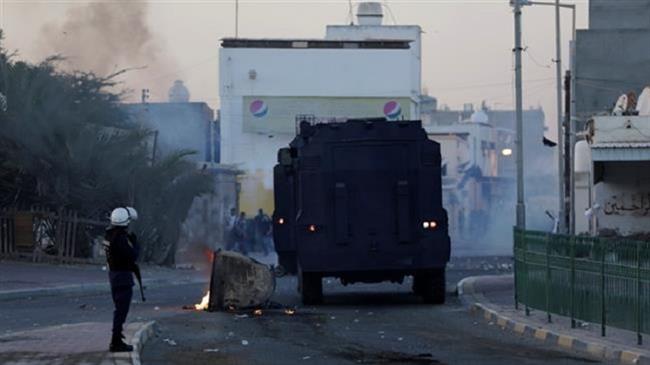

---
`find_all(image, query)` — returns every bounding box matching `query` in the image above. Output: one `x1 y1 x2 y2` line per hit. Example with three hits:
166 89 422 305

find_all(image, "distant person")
234 212 249 255
225 208 237 251
245 214 256 253
255 209 274 256
104 207 139 352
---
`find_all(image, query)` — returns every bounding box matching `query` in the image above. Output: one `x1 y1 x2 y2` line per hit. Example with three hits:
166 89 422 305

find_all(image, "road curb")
0 278 208 302
457 276 650 365
131 321 156 365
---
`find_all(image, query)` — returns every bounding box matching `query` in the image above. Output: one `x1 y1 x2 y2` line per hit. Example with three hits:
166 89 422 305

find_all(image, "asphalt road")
141 257 613 365
0 280 208 334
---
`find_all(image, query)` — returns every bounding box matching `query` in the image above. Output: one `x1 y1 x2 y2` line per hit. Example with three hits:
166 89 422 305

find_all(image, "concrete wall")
325 24 421 103
219 47 417 99
575 0 650 122
575 30 650 120
589 0 650 30
594 161 650 235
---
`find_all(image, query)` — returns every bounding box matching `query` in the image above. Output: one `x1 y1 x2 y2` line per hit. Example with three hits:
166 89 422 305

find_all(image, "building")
584 115 650 237
422 101 549 173
124 101 217 164
575 0 650 126
219 2 421 214
425 109 517 245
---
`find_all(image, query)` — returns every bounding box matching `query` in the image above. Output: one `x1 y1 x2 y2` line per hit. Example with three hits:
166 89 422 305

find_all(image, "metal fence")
514 228 650 345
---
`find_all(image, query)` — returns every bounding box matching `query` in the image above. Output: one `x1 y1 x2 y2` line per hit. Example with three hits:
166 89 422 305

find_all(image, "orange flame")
195 291 210 310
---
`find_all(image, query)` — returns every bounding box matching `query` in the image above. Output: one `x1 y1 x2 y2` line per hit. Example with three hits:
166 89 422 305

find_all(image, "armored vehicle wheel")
414 269 445 304
298 268 323 305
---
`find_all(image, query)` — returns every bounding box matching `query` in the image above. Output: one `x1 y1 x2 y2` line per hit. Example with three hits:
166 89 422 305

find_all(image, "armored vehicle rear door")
330 143 412 250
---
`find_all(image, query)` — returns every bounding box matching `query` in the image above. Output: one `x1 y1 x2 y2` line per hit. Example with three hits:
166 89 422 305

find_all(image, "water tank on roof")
470 110 489 124
357 2 383 26
168 80 190 103
574 140 591 173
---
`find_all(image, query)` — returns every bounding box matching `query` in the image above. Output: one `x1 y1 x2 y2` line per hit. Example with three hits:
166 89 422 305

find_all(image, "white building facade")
219 6 422 213
586 115 650 236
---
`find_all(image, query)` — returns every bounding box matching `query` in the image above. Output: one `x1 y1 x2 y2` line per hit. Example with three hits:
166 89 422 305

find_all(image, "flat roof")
221 38 410 49
591 142 650 161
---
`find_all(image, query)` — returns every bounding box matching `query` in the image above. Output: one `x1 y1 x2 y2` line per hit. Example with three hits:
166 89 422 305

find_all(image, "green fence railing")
514 228 650 345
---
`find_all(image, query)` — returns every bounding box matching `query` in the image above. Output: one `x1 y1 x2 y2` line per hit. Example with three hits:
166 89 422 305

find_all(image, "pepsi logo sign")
383 101 402 119
249 100 268 118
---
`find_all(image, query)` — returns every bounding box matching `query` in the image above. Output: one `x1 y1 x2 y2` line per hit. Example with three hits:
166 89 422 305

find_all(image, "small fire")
195 291 210 310
253 309 263 316
284 308 296 316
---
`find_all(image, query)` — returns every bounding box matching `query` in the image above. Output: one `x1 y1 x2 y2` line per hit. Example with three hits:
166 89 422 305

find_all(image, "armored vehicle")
273 118 450 304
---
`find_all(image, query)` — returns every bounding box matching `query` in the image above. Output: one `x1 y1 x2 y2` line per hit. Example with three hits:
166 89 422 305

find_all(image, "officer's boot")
109 333 133 352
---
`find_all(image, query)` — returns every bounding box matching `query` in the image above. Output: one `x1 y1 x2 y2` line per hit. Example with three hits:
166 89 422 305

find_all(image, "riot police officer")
104 207 139 352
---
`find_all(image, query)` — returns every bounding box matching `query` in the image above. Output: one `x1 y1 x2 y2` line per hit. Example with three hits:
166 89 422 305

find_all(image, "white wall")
220 47 416 98
594 161 650 235
220 45 419 169
325 25 421 102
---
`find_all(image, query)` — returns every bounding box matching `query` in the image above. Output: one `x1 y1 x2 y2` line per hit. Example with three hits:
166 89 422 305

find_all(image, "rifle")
132 263 146 302
127 232 145 302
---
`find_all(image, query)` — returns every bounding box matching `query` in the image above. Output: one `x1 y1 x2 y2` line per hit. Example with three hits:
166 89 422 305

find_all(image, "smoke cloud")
35 1 177 101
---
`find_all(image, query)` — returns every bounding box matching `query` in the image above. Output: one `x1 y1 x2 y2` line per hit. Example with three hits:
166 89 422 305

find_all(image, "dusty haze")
1 0 587 140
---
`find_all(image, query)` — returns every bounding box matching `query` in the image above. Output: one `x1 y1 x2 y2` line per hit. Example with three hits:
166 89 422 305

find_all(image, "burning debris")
195 291 210 311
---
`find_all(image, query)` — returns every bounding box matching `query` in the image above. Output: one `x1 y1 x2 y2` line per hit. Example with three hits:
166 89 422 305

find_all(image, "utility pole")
554 0 565 233
235 0 239 38
563 70 571 234
523 1 576 234
513 0 526 230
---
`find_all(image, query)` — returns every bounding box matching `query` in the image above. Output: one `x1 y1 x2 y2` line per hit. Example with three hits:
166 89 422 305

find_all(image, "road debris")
207 250 276 311
163 338 177 346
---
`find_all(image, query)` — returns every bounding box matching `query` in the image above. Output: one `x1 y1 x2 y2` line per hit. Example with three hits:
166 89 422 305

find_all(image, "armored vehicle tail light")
423 221 437 230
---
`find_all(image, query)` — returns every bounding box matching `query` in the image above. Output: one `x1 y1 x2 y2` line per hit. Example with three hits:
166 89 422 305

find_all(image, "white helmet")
110 207 138 226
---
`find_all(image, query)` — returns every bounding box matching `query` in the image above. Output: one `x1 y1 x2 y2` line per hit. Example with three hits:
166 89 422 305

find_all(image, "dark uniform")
105 226 139 351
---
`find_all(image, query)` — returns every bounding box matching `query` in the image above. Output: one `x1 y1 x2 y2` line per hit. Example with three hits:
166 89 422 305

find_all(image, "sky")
0 0 588 139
